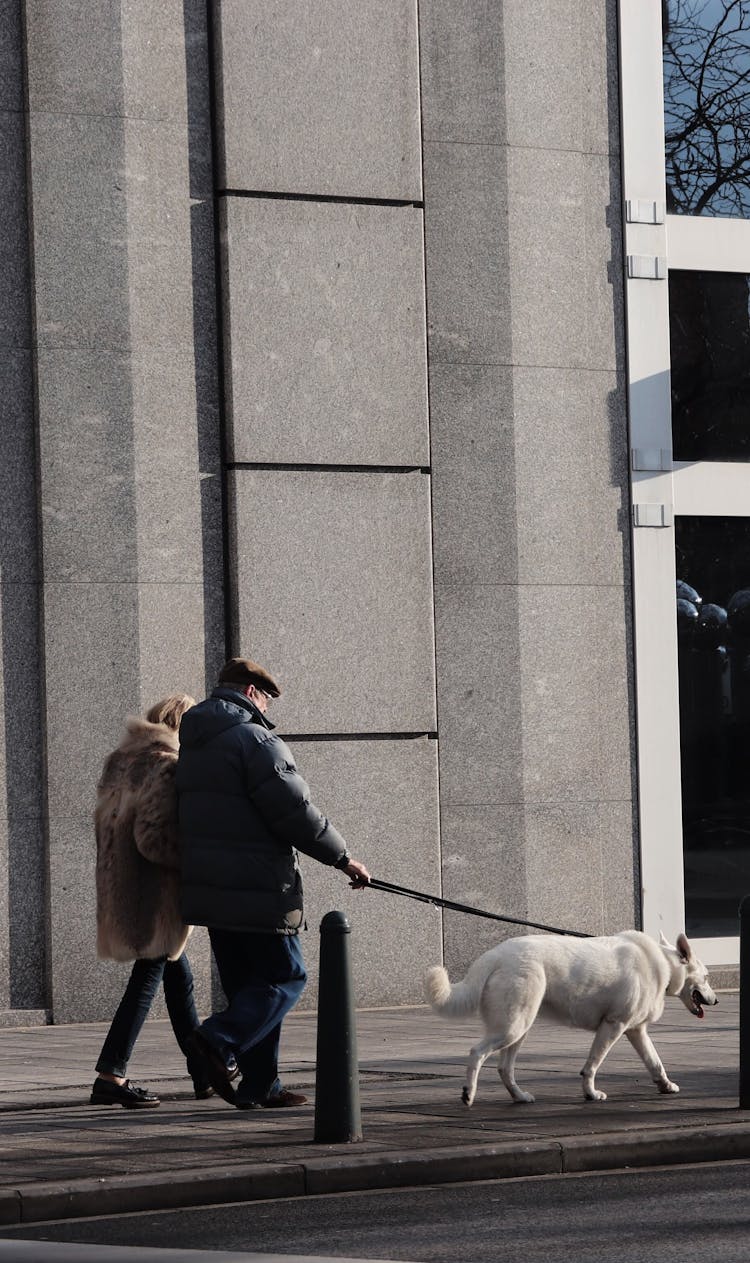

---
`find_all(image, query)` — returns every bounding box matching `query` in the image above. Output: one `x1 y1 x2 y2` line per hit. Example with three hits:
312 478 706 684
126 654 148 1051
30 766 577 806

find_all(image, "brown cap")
217 657 281 698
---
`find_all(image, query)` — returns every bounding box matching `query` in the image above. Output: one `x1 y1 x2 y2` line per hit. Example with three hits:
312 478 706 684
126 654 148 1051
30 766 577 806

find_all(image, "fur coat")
95 716 191 962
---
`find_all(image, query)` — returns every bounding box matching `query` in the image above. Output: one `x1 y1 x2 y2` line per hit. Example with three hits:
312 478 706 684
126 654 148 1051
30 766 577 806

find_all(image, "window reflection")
663 0 750 218
676 516 750 936
670 269 750 460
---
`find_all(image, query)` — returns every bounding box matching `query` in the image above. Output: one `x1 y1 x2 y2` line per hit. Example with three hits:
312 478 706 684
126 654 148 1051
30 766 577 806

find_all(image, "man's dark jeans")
204 928 307 1104
95 954 201 1080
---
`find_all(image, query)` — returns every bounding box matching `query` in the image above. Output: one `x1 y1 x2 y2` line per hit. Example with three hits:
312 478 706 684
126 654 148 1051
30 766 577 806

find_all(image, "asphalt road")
3 1161 750 1263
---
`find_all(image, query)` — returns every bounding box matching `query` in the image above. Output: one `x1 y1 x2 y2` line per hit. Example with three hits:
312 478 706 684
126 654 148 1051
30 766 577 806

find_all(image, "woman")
90 694 234 1108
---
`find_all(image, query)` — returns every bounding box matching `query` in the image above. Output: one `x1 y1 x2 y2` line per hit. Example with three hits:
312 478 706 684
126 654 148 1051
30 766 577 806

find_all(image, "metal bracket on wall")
627 255 667 280
632 503 673 528
631 448 671 471
625 199 665 224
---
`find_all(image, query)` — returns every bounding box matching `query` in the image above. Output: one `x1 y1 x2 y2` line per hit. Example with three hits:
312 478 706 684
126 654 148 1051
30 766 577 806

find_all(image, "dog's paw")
513 1091 535 1105
658 1079 680 1094
461 1086 474 1107
584 1088 607 1102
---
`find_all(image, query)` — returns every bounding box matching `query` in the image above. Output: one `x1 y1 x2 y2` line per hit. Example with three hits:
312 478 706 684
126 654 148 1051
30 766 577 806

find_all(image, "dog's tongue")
696 1007 704 1019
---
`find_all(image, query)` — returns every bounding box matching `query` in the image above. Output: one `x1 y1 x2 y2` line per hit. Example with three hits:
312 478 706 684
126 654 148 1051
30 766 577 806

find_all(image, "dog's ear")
676 932 692 963
659 931 674 951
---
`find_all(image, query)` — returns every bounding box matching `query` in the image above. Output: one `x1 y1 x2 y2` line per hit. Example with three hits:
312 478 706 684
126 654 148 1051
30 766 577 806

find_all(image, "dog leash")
366 877 592 938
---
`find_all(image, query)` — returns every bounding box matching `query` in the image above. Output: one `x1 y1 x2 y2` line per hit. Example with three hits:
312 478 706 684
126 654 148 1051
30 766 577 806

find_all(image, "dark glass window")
676 515 750 936
663 0 750 218
670 269 750 460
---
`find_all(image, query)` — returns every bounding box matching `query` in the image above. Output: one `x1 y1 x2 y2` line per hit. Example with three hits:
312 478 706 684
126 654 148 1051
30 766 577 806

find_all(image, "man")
177 656 370 1109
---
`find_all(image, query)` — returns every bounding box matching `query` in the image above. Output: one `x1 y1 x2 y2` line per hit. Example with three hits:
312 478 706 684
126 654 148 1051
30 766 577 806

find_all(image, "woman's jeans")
204 929 307 1105
95 954 201 1081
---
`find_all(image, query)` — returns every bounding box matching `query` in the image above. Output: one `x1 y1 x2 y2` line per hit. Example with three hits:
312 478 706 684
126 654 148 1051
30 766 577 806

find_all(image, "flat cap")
217 657 281 697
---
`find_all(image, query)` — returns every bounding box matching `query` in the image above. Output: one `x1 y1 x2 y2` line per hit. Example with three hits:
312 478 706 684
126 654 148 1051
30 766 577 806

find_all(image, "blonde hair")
146 694 196 731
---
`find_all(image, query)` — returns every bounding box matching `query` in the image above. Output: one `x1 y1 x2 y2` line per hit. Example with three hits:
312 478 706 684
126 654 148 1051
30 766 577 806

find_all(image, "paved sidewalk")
0 992 746 1228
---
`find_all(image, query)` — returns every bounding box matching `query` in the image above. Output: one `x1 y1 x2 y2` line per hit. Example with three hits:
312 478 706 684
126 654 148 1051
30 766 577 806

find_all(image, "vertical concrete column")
420 0 527 968
23 1 223 1020
214 0 442 1004
420 0 635 973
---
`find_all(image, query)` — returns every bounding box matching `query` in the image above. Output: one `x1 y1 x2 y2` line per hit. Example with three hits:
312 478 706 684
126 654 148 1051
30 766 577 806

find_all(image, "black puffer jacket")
176 688 348 933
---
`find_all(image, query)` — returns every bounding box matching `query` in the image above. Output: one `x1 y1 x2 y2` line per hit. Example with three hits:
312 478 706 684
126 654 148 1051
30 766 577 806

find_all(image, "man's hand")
342 858 371 889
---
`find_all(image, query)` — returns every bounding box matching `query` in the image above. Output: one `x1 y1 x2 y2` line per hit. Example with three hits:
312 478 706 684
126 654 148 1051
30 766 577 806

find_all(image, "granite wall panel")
433 583 523 809
124 118 213 349
512 366 628 587
439 802 528 977
222 198 429 466
34 349 138 583
518 584 632 806
0 352 36 582
1 581 44 1007
214 0 422 200
502 0 616 155
0 111 32 349
506 148 622 373
288 737 441 1007
122 0 212 127
135 583 217 713
42 583 141 824
0 0 23 111
23 0 125 115
429 363 516 587
27 113 131 353
523 800 635 938
418 0 506 146
229 469 436 735
422 141 511 366
8 816 45 1009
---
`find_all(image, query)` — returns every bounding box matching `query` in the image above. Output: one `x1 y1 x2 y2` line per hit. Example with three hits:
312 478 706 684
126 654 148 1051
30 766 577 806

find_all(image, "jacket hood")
178 689 274 750
118 716 179 756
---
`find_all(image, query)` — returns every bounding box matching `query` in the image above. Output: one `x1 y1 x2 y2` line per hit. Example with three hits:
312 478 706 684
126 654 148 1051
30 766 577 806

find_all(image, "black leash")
367 877 592 938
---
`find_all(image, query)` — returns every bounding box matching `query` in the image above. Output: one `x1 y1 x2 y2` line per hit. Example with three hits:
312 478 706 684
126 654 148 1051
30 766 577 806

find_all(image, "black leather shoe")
194 1085 215 1100
235 1089 308 1110
90 1078 160 1109
185 1029 237 1106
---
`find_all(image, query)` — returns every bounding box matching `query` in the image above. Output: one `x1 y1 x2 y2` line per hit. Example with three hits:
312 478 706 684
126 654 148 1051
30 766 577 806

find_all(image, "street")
3 1161 750 1262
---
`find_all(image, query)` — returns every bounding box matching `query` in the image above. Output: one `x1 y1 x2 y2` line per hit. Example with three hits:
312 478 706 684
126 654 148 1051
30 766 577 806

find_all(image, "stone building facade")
1 0 638 1024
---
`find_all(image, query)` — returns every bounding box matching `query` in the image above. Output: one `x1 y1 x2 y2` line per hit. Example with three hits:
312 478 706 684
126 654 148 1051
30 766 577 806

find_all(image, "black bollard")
741 896 750 1108
313 910 362 1143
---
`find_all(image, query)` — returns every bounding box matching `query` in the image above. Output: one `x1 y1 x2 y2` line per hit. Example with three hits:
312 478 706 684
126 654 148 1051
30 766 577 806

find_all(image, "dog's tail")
424 964 480 1019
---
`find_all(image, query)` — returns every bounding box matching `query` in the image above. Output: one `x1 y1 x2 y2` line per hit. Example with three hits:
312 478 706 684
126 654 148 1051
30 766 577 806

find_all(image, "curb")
3 1123 750 1226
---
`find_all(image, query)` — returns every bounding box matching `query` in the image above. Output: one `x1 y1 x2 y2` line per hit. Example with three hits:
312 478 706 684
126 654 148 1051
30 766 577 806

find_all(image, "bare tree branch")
664 0 750 216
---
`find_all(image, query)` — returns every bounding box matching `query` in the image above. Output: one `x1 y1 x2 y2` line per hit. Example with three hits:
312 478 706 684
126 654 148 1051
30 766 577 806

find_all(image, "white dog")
424 930 717 1106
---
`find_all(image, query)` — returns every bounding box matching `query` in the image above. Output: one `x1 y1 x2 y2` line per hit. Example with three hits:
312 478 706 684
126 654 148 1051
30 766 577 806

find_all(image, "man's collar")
211 686 276 730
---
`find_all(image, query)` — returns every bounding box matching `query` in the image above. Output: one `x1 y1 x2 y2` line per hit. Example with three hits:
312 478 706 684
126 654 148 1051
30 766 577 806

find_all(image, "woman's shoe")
90 1078 160 1109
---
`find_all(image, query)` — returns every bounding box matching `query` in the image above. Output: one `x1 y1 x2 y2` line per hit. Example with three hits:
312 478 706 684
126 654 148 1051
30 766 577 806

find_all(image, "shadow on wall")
0 0 45 1011
182 0 228 1011
183 0 226 687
